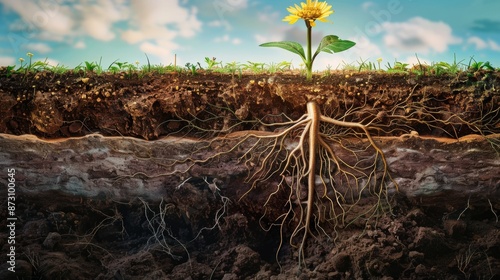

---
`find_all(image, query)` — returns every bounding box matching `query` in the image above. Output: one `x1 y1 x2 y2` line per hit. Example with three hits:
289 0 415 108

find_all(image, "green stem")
306 23 312 80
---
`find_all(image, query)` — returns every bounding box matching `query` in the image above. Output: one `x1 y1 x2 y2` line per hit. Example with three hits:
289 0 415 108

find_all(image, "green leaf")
313 35 356 61
260 41 306 62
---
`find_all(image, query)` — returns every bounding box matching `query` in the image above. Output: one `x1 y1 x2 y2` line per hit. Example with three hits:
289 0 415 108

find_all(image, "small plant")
433 54 464 75
386 61 409 73
357 58 376 72
242 61 266 73
46 63 69 74
340 60 357 71
260 0 355 80
322 64 333 77
468 59 494 72
107 60 138 78
16 52 49 74
84 61 100 72
18 56 27 73
24 52 34 73
376 58 383 70
185 62 202 75
75 58 103 75
108 60 126 74
224 61 242 76
204 57 220 70
4 65 15 77
266 61 292 73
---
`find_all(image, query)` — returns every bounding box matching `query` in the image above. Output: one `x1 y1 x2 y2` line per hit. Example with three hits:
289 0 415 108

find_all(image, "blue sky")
0 0 499 70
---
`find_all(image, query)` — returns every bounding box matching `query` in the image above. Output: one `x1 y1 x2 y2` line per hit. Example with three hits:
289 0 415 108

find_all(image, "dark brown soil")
0 68 499 279
1 68 498 139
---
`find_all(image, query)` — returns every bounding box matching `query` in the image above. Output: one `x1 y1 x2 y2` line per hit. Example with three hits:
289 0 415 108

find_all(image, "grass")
2 52 499 79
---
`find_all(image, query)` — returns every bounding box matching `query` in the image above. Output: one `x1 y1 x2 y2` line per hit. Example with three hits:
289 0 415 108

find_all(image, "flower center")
298 7 323 20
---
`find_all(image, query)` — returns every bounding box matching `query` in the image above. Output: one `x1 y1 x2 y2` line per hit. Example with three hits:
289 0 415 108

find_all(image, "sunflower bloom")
283 0 334 27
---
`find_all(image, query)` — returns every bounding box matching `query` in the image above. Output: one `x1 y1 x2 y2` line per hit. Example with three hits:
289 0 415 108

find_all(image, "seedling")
224 61 242 76
357 58 376 72
185 62 200 75
243 61 266 73
204 57 220 70
377 58 383 70
75 58 103 75
46 63 69 74
469 59 494 72
265 61 292 74
16 53 50 74
4 65 15 77
386 61 409 73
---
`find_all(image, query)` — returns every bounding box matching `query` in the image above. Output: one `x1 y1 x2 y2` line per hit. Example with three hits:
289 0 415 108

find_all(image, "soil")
0 68 499 279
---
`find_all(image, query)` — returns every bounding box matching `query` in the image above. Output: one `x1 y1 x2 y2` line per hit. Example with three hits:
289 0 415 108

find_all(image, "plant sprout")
260 0 355 80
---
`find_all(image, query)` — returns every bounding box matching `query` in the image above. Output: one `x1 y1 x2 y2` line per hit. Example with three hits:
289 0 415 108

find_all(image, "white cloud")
212 0 248 11
208 20 225 27
490 40 500 51
257 11 280 23
120 0 202 63
380 17 462 54
78 0 128 41
124 0 202 40
21 42 52 53
214 35 242 45
139 41 177 61
349 35 382 58
254 33 284 45
74 41 86 49
2 0 201 64
232 38 242 45
1 0 75 36
253 24 304 45
0 56 16 66
467 36 500 51
467 36 488 50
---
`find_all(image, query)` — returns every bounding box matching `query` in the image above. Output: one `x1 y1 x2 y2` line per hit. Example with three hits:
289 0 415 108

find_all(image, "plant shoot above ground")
260 0 355 80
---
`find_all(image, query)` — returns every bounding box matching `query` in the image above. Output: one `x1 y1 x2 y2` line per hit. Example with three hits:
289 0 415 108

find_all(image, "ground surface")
0 68 499 279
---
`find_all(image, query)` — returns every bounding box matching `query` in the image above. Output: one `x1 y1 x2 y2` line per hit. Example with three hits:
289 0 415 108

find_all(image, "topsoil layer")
1 68 499 139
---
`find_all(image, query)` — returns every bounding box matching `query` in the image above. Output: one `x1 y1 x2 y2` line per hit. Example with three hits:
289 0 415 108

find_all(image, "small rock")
415 264 427 275
232 245 260 277
443 219 467 237
332 253 351 272
43 232 62 249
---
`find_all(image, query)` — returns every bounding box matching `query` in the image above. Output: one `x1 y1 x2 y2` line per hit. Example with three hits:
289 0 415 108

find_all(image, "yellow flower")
283 0 334 27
